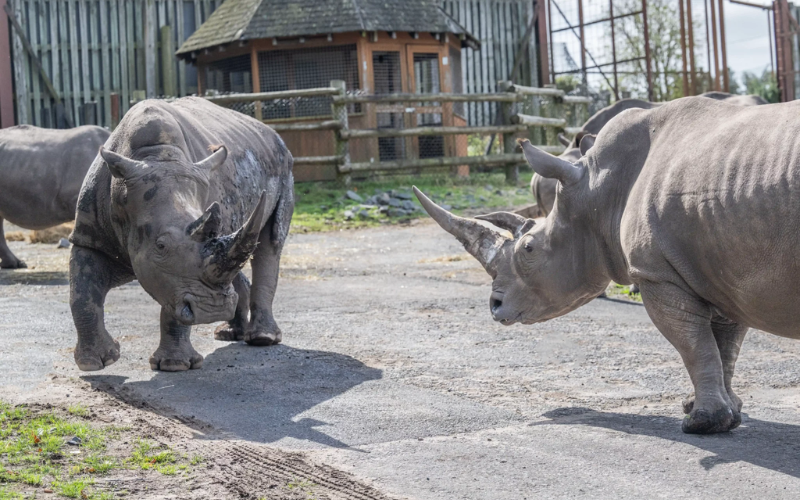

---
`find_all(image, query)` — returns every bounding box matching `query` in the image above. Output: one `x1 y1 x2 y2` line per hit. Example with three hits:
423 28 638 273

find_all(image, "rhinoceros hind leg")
640 281 738 434
245 189 292 347
150 307 203 371
214 272 250 341
0 217 26 269
70 245 131 371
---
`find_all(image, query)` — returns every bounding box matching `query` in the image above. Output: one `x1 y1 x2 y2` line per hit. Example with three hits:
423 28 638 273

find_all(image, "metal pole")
578 0 587 89
687 0 697 94
705 0 713 90
538 0 551 85
768 9 775 75
718 0 729 92
609 0 620 99
642 0 654 101
548 0 555 85
679 0 690 96
709 0 721 90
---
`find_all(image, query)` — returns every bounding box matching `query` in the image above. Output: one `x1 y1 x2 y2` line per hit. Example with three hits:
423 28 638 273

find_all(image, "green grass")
606 283 642 302
292 171 534 233
286 477 317 499
66 405 88 418
128 440 177 475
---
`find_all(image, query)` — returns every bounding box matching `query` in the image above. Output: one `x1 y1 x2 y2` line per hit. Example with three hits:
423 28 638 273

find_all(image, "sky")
721 1 774 85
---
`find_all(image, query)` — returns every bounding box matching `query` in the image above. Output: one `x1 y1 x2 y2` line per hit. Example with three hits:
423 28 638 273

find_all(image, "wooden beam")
0 0 15 126
340 124 529 140
333 92 522 103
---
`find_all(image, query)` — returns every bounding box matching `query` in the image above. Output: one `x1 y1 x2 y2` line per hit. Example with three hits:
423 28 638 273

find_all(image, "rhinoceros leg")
149 307 203 371
70 245 132 371
640 282 738 434
214 272 250 341
682 317 748 423
0 217 26 269
245 192 292 346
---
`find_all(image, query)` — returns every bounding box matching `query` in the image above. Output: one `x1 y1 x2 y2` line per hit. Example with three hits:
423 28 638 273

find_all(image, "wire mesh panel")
414 53 444 159
373 51 406 161
257 44 360 120
204 54 254 115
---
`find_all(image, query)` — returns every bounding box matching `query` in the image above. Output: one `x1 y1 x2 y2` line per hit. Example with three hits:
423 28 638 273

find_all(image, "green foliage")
742 70 780 103
128 440 177 475
67 406 88 418
555 75 582 94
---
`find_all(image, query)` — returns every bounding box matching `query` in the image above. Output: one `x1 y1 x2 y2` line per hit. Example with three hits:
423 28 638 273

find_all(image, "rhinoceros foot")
682 404 739 434
0 259 27 269
244 327 282 346
149 346 204 372
683 391 743 416
214 323 245 342
74 337 121 371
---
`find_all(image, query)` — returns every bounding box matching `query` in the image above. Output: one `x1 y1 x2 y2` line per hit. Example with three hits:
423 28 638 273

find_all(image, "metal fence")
7 0 221 129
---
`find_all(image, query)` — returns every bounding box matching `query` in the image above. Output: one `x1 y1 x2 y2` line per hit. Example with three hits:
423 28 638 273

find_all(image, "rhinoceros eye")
524 242 533 253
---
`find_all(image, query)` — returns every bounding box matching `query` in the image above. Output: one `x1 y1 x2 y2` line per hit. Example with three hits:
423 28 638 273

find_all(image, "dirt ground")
2 220 800 499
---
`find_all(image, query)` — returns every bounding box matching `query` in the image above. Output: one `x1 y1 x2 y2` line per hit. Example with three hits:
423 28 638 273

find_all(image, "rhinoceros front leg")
639 282 739 434
149 307 203 371
70 245 131 371
683 317 748 421
214 272 250 342
0 217 26 269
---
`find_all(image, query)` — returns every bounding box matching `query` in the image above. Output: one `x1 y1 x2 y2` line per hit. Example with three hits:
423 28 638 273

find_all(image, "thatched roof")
176 0 479 59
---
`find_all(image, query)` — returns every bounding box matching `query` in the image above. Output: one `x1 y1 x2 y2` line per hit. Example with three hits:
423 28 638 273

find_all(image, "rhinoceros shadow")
537 407 800 478
0 270 69 286
82 343 382 450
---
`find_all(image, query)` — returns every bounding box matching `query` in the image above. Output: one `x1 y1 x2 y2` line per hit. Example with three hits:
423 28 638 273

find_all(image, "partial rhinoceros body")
418 97 800 434
0 124 110 268
70 97 294 372
531 93 766 217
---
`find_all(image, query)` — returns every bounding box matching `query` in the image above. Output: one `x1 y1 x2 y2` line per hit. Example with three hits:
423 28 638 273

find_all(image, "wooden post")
499 81 518 185
110 93 121 129
687 0 697 94
0 0 15 127
642 0 654 101
331 80 350 182
160 25 177 97
679 0 690 96
709 0 721 90
718 0 729 92
537 0 550 86
144 0 156 98
251 46 262 120
83 101 97 125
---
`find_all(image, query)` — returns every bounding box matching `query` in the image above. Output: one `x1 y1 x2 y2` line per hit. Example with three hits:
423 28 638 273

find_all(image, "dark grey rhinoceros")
0 125 110 268
532 93 767 217
416 96 798 434
70 97 294 372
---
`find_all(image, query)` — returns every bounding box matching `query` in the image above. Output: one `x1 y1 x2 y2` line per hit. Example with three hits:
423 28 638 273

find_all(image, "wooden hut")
176 0 479 181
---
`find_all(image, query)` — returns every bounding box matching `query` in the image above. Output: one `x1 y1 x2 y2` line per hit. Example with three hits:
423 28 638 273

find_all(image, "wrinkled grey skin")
532 93 766 216
417 97 799 434
70 97 294 372
0 125 110 268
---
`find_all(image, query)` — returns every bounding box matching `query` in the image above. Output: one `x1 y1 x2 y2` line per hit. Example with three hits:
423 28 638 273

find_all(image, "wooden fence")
207 80 590 183
7 0 221 129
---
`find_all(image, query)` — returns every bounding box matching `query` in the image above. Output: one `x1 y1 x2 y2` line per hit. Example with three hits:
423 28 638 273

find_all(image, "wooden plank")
144 0 155 97
49 0 60 122
293 155 344 166
0 0 16 127
268 120 342 132
463 0 474 124
340 124 528 140
512 113 566 127
341 153 527 173
118 0 129 113
59 0 71 125
511 84 565 97
479 0 489 124
176 0 186 96
160 25 176 96
126 0 136 104
205 87 340 103
334 92 521 104
9 1 29 123
29 0 41 125
156 0 165 96
69 0 81 123
134 0 144 91
89 0 99 123
110 0 120 109
79 0 89 105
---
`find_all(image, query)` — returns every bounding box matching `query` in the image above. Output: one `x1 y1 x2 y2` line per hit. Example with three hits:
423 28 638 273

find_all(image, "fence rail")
206 80 590 183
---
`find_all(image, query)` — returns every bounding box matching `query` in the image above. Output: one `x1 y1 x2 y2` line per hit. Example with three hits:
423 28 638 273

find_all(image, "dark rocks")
345 190 363 202
343 188 421 220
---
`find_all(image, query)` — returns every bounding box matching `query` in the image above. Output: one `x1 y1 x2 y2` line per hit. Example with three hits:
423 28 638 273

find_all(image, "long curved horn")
475 211 535 238
195 145 227 170
204 191 270 282
187 202 222 241
413 187 506 274
518 139 585 185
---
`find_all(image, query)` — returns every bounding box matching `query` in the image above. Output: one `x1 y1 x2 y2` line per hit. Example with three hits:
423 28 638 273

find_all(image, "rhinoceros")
532 93 767 217
0 125 110 268
70 97 294 372
416 96 799 434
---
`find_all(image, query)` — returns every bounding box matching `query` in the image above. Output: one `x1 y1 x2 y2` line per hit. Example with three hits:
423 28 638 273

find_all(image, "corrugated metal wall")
443 0 538 126
8 0 220 129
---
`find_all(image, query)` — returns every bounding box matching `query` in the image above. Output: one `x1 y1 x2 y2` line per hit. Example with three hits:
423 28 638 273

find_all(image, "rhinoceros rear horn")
518 139 585 186
100 148 145 180
413 187 507 274
205 191 270 281
475 212 535 239
195 145 227 171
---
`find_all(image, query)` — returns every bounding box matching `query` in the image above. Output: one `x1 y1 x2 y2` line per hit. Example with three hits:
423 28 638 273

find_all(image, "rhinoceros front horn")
204 191 270 282
413 187 507 275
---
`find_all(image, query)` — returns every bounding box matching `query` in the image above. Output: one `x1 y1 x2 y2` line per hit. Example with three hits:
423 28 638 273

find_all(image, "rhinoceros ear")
475 212 535 239
518 139 585 186
557 133 571 147
100 148 145 180
579 134 596 156
195 145 227 171
187 202 223 241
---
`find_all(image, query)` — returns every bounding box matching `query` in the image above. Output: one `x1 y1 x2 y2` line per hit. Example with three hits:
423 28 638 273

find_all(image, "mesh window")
204 55 254 115
258 45 360 120
414 53 444 159
449 46 464 117
373 51 405 161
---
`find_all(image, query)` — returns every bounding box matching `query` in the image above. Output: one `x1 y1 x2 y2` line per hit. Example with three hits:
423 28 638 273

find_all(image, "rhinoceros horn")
413 187 507 275
518 138 585 185
187 202 223 241
475 212 535 239
202 191 270 282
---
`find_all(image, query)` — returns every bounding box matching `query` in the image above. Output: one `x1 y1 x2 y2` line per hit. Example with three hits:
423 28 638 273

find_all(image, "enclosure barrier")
203 80 590 183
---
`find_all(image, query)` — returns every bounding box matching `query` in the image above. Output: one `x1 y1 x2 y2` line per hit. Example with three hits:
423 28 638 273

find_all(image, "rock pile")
343 189 423 220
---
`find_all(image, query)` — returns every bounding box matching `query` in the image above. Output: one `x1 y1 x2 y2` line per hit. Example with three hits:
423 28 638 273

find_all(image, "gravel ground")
2 220 800 499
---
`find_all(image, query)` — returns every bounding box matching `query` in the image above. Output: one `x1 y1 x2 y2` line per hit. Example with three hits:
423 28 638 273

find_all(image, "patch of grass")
128 440 177 475
292 171 534 233
606 283 643 302
189 455 203 466
0 487 25 500
286 477 317 499
67 405 88 418
52 478 94 498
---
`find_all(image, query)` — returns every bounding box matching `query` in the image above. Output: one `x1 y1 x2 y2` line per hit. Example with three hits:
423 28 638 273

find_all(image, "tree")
741 70 780 103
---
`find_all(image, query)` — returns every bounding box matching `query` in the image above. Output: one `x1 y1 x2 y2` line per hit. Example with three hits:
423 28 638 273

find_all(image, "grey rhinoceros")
532 93 767 216
0 125 110 268
416 96 799 434
70 97 294 372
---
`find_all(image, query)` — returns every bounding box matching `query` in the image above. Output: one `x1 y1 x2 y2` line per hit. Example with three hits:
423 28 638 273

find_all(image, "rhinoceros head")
100 146 269 325
415 138 603 325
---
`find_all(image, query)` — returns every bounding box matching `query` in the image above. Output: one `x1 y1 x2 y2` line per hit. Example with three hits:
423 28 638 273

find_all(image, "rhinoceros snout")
174 290 238 325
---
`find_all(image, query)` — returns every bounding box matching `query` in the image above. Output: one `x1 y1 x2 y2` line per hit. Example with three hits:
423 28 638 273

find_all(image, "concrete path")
2 221 800 499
